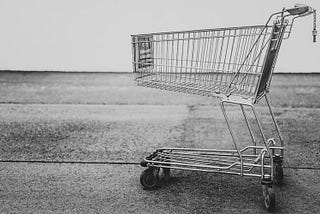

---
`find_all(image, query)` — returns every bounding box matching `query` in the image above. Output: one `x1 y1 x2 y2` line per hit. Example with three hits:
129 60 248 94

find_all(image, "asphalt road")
0 72 320 213
1 162 320 214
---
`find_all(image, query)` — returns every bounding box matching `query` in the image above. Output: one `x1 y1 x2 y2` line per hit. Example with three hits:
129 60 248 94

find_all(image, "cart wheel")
262 185 276 212
140 168 160 190
162 157 171 182
274 163 284 186
163 168 170 182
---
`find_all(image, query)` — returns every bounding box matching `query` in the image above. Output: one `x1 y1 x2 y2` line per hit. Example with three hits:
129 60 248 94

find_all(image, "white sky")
0 0 319 72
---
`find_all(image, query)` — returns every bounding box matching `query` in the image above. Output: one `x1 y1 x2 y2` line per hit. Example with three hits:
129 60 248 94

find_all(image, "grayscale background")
0 0 319 213
0 0 319 72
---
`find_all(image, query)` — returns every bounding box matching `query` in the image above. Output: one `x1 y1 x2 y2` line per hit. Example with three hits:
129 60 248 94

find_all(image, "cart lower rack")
131 4 316 212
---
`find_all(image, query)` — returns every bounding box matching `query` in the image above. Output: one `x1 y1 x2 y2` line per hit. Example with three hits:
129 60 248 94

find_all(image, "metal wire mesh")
132 24 285 100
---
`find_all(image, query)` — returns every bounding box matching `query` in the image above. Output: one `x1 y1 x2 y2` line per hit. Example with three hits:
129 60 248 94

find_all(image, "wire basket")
132 23 288 103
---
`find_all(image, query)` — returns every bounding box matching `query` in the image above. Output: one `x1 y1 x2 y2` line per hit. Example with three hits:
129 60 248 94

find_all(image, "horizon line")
0 70 319 75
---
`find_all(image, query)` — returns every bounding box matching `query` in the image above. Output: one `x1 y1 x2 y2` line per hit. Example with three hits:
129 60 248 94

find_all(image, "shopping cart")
131 4 317 212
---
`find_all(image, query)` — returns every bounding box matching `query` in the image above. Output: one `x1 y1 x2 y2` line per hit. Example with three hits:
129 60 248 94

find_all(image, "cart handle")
286 4 314 16
228 4 317 95
286 4 317 42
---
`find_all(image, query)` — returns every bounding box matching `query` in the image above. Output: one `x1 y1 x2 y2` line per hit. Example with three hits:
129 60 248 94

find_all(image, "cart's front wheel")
140 168 160 190
262 185 276 212
163 167 170 182
163 158 171 182
274 163 284 186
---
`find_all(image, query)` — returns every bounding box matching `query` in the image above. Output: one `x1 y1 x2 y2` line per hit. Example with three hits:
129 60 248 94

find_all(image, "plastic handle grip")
286 4 313 16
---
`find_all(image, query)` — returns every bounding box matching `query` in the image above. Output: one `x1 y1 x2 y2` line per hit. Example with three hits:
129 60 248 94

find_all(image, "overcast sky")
0 0 318 72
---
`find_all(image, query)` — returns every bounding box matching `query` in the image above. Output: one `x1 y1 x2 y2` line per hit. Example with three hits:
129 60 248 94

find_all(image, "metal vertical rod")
261 149 265 179
184 32 190 83
189 32 196 81
250 105 271 157
226 29 236 85
212 31 221 82
265 95 284 156
220 102 241 156
199 31 208 72
194 32 202 75
313 10 317 43
217 30 226 70
165 34 169 74
220 101 244 175
170 33 174 77
219 29 230 89
261 149 273 180
240 104 257 155
180 33 185 75
175 33 180 75
131 36 136 73
160 34 163 74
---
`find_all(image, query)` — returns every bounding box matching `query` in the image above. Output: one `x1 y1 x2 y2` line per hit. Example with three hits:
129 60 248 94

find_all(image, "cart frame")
131 4 316 212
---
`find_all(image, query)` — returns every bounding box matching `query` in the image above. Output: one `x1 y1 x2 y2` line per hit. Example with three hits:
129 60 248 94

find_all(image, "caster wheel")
140 168 160 190
162 157 171 182
274 163 284 186
163 168 170 182
262 185 276 212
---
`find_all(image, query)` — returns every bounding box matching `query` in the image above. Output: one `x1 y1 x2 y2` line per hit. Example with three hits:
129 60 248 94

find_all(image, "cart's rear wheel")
140 168 160 190
262 185 276 212
274 163 284 186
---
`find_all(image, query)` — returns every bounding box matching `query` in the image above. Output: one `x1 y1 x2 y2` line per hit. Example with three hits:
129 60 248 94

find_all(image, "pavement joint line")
0 159 139 165
0 160 320 170
283 166 320 170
